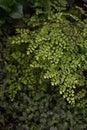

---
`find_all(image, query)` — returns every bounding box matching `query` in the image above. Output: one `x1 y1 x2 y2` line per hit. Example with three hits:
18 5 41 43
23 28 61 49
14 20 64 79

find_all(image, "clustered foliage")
0 0 23 34
0 0 80 34
1 91 87 130
5 13 87 107
1 0 87 130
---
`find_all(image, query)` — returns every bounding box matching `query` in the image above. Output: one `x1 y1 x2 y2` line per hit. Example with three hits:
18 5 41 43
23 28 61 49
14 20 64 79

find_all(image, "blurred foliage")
0 0 23 18
0 0 23 34
0 89 87 130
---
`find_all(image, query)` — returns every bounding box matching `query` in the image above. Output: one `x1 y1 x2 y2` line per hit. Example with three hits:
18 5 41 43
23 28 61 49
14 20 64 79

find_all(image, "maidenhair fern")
5 12 87 107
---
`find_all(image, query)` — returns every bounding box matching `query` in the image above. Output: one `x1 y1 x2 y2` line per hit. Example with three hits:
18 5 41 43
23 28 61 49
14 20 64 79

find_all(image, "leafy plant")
4 10 87 108
0 90 87 130
0 0 23 34
0 0 23 18
1 3 87 130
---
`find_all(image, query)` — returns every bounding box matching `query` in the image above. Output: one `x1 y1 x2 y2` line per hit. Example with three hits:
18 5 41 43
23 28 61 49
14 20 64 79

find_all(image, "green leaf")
10 3 23 18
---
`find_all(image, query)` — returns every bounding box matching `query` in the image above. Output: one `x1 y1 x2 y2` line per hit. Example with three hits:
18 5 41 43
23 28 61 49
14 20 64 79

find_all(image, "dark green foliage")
0 0 23 18
0 0 23 34
0 91 87 130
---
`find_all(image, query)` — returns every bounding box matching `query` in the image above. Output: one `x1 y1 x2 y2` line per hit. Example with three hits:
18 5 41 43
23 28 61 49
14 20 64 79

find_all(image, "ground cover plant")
1 0 87 130
5 11 87 106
